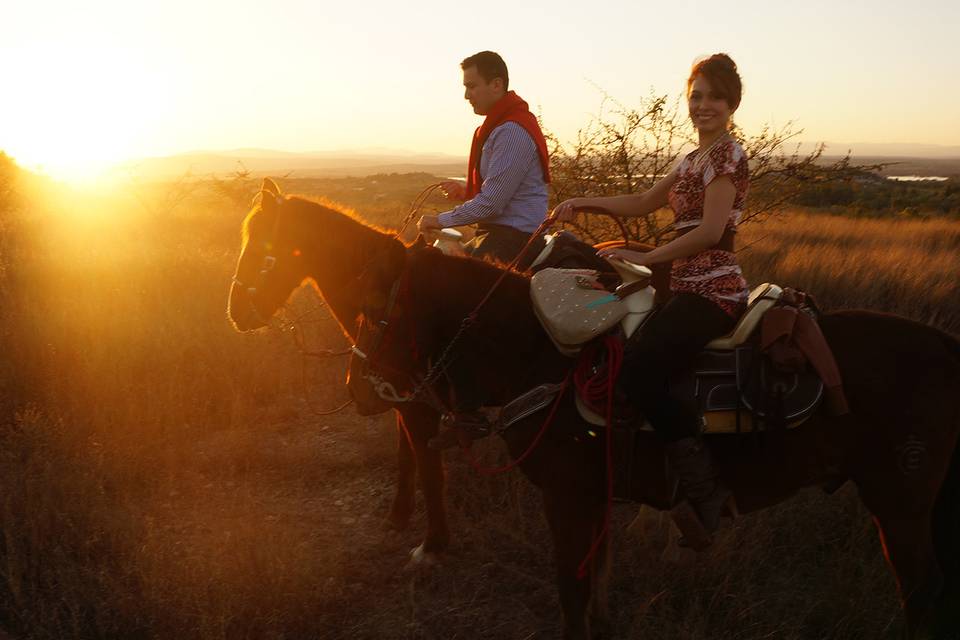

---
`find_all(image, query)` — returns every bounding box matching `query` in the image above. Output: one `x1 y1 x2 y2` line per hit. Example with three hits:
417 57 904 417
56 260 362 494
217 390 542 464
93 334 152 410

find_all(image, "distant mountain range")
112 148 468 180
810 142 960 159
110 143 960 181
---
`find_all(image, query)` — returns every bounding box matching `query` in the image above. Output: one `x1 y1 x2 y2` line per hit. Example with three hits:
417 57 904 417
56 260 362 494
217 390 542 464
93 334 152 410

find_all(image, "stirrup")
428 412 494 450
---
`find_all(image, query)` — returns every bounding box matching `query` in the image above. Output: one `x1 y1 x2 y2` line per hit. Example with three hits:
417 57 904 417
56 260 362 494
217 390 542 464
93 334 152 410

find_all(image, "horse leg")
932 437 960 637
587 531 612 639
852 404 959 637
385 411 416 531
401 405 449 567
872 514 943 638
543 488 605 640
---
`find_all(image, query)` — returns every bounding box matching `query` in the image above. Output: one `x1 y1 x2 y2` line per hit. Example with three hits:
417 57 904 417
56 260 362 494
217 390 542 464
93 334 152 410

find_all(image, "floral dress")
666 137 750 317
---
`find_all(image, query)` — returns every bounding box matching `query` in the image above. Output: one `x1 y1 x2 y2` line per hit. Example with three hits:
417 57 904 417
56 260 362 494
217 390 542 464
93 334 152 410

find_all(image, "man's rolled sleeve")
437 124 538 228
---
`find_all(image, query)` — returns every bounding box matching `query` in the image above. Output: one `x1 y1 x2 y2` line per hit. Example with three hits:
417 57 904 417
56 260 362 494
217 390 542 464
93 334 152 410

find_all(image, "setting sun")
3 7 175 183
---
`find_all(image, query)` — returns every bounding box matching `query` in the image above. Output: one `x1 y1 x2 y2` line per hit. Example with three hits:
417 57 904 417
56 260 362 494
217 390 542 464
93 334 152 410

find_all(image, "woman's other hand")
596 246 649 266
551 198 584 223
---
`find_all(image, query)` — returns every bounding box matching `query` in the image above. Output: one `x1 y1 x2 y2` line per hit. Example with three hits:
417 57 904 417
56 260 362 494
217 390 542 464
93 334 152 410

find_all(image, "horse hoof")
405 543 441 571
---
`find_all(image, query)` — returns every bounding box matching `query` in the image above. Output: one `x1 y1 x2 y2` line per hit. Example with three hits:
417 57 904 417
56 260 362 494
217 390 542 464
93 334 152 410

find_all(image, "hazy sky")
2 0 958 176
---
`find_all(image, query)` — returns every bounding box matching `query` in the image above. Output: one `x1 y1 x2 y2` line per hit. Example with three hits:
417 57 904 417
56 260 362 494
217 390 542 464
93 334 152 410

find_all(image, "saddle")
434 233 849 454
527 234 849 435
570 283 831 434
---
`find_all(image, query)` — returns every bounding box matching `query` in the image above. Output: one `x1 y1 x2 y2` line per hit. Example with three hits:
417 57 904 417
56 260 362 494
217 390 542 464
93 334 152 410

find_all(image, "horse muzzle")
227 282 270 332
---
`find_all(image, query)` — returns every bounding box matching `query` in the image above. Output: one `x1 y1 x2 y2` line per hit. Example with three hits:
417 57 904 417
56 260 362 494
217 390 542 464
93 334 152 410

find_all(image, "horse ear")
261 178 281 197
257 178 283 211
257 190 277 212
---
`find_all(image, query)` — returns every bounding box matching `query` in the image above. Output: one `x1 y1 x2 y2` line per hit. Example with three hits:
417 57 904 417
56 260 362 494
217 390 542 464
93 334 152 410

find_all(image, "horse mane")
242 195 397 250
408 244 533 306
404 245 548 362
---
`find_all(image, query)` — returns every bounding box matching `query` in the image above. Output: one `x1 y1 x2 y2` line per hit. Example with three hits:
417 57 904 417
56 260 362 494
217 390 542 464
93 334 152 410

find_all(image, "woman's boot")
664 436 733 547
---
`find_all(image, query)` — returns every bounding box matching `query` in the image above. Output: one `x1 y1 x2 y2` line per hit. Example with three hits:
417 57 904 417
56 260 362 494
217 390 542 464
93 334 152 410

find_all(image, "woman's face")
688 74 734 135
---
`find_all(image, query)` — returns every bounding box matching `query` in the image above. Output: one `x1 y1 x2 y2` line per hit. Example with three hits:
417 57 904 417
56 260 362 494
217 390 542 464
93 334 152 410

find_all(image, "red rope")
461 371 572 476
575 335 622 580
573 335 624 413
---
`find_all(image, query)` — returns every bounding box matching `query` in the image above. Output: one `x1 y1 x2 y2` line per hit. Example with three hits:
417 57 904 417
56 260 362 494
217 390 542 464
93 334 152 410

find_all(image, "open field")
1 167 958 639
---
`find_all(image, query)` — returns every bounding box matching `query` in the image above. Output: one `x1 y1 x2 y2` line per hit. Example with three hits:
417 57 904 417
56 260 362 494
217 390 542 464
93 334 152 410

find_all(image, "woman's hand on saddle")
439 180 467 201
596 246 650 266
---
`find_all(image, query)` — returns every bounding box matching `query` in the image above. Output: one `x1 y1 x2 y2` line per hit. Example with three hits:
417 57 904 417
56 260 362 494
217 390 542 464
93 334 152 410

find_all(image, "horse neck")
296 203 401 339
407 252 558 392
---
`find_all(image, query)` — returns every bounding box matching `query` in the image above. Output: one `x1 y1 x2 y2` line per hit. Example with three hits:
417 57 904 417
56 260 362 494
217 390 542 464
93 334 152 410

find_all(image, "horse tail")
932 333 960 632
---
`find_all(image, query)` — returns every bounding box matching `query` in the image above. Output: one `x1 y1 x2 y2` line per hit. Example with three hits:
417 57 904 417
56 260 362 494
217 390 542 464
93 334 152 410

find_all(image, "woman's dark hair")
687 53 742 110
461 51 509 90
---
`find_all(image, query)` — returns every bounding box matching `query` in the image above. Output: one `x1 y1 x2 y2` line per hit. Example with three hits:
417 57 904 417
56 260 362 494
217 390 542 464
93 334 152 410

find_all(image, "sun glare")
2 32 171 187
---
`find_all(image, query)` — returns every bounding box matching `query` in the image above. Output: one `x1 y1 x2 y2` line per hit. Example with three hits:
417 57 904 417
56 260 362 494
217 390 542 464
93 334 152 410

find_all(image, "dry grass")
0 174 956 639
738 212 960 332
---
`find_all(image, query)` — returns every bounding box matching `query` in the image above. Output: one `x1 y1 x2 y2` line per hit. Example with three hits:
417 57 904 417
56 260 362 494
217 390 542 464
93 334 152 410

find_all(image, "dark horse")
229 180 960 639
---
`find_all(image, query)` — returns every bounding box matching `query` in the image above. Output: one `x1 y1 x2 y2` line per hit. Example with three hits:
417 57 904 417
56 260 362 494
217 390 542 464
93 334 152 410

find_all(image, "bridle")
349 210 568 416
233 186 603 419
347 255 461 416
231 191 286 328
232 192 356 414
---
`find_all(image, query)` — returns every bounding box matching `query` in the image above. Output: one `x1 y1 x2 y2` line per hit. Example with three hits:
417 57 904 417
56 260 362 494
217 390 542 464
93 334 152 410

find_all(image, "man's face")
462 66 505 116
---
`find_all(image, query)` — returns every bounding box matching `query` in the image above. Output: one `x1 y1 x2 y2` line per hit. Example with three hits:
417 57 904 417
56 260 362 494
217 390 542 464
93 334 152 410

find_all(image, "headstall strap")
357 214 561 414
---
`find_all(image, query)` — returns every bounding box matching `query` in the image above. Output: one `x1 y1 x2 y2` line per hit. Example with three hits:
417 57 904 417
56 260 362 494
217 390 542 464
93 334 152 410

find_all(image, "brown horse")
227 184 451 564
229 180 960 639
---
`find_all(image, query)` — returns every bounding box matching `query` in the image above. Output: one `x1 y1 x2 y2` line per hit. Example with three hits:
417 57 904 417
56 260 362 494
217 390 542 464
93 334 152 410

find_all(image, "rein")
279 305 355 416
394 182 445 240
354 213 561 414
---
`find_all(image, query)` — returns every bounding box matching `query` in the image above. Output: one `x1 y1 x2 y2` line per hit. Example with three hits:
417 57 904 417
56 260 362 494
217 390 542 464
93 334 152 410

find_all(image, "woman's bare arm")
596 175 736 265
553 167 679 220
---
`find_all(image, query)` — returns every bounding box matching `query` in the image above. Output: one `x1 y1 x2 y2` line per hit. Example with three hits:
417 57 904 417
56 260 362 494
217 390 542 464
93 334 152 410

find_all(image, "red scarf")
465 90 551 199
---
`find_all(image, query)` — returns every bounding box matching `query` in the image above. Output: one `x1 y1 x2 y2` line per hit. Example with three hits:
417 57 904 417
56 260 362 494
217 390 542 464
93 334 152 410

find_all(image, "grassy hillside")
0 165 957 638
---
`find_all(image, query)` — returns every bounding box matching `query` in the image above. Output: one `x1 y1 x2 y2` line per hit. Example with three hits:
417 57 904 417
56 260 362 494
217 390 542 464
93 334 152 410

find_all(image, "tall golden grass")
0 171 956 638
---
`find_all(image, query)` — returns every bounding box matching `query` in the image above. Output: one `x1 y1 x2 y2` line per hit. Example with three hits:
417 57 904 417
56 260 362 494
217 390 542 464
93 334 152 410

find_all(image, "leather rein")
350 213 564 416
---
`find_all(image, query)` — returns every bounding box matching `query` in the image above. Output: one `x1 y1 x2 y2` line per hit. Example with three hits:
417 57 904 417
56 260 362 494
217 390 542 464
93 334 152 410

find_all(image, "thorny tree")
545 90 880 246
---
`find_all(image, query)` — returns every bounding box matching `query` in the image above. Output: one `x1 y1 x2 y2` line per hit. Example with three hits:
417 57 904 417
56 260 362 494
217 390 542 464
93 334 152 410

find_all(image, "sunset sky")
2 0 957 179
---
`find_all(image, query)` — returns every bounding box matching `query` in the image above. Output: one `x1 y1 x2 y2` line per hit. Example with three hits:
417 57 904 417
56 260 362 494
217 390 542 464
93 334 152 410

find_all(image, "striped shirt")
437 122 549 233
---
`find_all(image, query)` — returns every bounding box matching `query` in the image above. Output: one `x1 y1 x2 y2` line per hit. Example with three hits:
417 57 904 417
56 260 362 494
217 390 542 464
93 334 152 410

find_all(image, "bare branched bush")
546 91 883 244
127 168 202 220
207 162 293 214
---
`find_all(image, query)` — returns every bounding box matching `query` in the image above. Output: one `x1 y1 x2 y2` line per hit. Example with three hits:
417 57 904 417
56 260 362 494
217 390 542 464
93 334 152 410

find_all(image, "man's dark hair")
460 51 509 90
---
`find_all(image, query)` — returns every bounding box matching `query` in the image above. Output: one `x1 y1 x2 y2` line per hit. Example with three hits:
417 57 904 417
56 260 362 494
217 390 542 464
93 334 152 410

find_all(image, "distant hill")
112 149 468 180
820 155 960 178
811 143 960 177
815 142 960 159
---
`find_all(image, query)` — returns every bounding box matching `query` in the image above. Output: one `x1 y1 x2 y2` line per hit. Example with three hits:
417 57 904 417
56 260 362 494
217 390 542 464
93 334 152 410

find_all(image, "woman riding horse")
554 53 749 540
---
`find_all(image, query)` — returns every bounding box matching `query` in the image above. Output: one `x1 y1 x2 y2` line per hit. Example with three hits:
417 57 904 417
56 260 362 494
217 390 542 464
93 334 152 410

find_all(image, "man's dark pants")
465 223 546 270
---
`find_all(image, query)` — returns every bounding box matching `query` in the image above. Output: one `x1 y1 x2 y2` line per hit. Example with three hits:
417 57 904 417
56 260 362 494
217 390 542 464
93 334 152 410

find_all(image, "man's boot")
665 436 733 548
427 411 493 450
